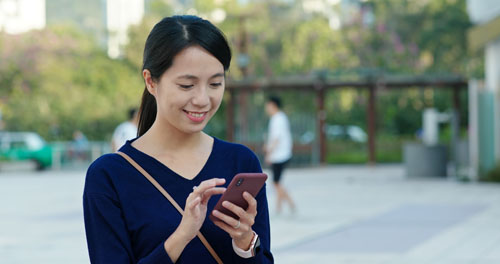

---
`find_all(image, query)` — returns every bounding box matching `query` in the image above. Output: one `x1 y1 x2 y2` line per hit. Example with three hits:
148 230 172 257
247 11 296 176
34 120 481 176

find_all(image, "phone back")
209 173 267 222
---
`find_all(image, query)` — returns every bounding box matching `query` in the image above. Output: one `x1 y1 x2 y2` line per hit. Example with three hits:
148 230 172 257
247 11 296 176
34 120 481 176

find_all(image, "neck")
135 118 207 154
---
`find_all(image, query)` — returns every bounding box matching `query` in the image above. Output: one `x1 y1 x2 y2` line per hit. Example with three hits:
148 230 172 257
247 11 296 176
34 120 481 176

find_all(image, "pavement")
1 165 499 264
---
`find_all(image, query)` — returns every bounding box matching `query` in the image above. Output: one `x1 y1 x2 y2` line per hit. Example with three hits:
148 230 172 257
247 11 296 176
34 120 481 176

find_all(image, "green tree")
0 25 142 140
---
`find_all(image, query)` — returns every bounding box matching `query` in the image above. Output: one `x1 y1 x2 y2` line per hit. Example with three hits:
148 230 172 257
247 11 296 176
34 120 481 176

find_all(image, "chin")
186 126 206 134
183 121 209 134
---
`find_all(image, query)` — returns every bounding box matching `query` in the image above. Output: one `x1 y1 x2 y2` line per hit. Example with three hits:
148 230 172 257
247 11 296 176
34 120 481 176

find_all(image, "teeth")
188 112 205 118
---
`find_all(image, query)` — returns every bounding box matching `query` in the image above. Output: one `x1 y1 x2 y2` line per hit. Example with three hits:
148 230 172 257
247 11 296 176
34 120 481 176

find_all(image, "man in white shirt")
264 96 296 214
111 108 139 152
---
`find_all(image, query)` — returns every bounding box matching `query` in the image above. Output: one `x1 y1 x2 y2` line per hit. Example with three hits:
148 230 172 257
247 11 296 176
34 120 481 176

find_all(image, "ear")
143 69 157 96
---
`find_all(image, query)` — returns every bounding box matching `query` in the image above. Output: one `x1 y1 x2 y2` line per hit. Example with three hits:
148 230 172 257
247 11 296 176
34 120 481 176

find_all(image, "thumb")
187 196 201 211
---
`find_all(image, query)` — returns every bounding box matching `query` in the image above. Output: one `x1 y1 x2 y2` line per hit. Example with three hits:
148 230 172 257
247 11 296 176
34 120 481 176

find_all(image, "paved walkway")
269 166 500 264
1 165 499 264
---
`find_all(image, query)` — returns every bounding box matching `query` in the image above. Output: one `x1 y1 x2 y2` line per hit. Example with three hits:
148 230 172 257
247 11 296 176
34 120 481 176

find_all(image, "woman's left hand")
211 191 257 250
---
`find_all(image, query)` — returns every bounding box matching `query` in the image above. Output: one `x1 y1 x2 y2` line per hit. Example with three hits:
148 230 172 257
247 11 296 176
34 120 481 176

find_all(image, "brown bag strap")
116 151 223 264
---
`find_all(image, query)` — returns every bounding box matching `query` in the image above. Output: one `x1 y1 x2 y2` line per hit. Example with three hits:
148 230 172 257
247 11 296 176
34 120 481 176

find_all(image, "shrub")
483 164 500 183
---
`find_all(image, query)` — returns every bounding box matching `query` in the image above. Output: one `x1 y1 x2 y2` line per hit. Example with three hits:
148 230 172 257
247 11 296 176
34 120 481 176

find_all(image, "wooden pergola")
225 76 468 164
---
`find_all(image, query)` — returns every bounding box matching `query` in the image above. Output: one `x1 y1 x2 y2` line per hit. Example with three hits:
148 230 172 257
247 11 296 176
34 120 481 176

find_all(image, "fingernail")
222 201 229 207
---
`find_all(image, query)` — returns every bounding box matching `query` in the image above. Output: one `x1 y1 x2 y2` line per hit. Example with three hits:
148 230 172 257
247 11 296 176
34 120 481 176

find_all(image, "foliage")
0 0 477 163
123 17 160 72
0 25 142 141
327 140 367 164
483 163 500 183
326 134 414 164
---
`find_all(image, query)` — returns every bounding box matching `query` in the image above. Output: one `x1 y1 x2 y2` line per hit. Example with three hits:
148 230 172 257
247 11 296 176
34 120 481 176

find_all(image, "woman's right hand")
164 178 226 261
176 178 226 241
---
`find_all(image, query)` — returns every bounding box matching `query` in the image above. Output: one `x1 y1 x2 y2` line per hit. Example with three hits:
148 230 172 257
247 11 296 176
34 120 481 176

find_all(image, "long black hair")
137 15 232 137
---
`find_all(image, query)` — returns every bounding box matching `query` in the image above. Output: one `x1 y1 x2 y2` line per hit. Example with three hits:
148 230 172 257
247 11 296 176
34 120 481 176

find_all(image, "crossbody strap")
116 151 223 264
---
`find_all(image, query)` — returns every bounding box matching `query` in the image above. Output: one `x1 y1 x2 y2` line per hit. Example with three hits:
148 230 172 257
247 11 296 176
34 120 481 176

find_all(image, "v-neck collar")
122 137 218 182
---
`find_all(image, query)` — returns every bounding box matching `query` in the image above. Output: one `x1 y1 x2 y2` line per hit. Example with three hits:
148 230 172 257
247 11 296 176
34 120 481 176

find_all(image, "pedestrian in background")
264 96 296 215
83 15 273 263
111 107 139 152
72 130 89 161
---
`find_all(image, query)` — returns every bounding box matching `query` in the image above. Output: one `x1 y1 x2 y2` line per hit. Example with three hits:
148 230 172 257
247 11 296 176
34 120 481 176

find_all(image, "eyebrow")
176 73 225 80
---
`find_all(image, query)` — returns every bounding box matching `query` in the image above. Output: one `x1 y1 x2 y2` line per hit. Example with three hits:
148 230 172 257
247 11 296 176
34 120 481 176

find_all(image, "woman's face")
146 45 225 134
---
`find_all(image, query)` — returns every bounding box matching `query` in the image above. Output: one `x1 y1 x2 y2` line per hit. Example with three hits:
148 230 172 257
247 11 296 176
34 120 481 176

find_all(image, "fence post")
366 84 377 164
52 145 61 170
316 85 326 164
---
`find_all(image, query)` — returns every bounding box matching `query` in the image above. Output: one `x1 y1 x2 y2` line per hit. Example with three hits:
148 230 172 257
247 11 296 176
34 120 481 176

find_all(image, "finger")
212 210 241 229
223 200 256 227
187 196 201 210
243 192 257 215
185 191 196 203
213 220 241 237
204 187 226 197
222 201 247 219
212 220 229 232
193 178 226 195
201 187 226 204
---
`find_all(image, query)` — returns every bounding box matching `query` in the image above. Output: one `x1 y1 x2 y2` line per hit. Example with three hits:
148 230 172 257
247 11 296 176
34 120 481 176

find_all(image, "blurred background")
1 0 500 263
0 0 496 177
0 0 487 172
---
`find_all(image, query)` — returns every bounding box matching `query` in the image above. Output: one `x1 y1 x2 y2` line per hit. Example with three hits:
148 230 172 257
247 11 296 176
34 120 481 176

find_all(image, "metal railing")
50 141 112 170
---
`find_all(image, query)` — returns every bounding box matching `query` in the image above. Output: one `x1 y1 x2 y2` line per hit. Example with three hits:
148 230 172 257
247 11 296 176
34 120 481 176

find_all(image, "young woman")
83 15 273 263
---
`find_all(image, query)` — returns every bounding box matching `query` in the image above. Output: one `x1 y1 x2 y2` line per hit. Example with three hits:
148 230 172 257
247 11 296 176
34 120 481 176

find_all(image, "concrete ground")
1 165 499 264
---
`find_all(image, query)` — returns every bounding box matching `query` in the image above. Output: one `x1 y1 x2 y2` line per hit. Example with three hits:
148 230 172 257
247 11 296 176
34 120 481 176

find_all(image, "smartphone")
209 173 268 222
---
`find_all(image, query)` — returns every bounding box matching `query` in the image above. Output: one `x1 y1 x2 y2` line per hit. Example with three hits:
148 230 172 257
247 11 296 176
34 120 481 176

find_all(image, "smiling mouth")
185 111 207 117
184 110 208 122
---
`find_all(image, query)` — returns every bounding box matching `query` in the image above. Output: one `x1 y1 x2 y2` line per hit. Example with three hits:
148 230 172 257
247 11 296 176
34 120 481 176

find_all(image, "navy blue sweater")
83 138 274 263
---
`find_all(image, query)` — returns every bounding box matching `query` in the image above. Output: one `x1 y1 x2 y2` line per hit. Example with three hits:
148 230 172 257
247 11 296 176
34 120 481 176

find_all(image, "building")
0 0 45 34
467 0 500 178
1 0 144 58
47 0 144 58
45 0 108 47
107 0 144 58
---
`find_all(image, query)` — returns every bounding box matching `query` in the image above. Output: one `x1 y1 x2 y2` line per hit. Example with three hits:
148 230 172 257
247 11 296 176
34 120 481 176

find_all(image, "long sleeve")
84 140 274 263
84 193 174 264
232 151 274 263
83 158 174 264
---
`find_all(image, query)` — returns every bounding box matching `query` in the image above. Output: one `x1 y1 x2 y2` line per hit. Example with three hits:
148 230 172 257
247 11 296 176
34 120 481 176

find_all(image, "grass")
326 135 415 164
482 164 500 183
326 141 367 164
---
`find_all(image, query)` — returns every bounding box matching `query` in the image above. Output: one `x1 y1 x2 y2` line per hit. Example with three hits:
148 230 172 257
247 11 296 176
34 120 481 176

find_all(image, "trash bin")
403 143 448 177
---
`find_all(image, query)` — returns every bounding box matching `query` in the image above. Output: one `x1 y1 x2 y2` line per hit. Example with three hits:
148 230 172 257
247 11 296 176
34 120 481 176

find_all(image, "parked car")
325 125 367 142
0 131 53 170
299 125 367 144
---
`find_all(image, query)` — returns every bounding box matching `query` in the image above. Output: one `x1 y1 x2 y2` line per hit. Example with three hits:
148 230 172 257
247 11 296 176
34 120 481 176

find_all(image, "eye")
210 83 222 88
178 84 194 89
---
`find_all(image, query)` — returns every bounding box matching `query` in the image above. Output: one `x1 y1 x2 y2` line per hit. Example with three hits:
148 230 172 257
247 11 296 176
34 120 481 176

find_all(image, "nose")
191 85 210 108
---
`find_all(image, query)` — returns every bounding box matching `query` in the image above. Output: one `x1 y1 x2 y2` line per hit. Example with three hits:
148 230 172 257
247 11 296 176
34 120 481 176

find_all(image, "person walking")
264 96 296 215
111 108 139 152
83 15 273 263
